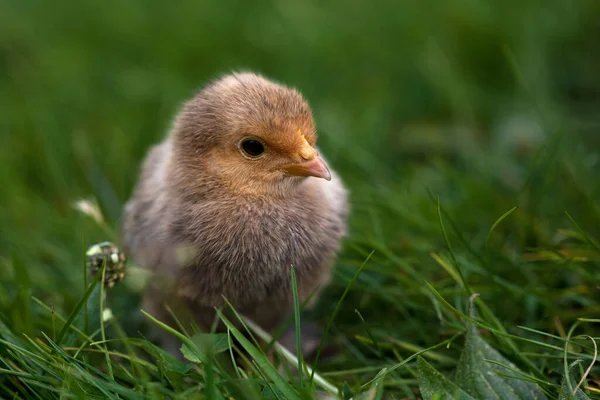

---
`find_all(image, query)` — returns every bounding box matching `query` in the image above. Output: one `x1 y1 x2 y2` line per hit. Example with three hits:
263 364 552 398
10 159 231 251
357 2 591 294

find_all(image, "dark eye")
240 139 265 158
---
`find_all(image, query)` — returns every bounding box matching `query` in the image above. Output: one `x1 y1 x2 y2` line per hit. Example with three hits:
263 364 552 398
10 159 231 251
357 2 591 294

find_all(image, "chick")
122 72 348 355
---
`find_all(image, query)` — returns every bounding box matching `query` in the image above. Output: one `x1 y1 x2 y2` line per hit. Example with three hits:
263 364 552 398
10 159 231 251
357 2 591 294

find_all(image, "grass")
1 0 600 398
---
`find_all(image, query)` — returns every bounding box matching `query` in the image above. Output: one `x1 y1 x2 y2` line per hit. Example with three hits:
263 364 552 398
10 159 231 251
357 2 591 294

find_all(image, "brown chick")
122 72 348 356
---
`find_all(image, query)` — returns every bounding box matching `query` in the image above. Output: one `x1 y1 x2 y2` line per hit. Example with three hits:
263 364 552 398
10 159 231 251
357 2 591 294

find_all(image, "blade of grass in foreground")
99 265 114 380
240 314 339 396
290 266 304 387
309 250 374 386
360 334 461 389
436 195 471 295
216 309 303 400
55 269 103 346
265 287 319 355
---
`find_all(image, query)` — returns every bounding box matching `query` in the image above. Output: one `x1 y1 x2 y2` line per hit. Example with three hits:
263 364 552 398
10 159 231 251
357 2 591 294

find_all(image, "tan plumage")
122 72 348 354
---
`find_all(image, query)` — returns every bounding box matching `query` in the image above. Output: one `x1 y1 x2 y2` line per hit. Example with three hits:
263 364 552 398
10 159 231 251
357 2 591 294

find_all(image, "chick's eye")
240 139 265 157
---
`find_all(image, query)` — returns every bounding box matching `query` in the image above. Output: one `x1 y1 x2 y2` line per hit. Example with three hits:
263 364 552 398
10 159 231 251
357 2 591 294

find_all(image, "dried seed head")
86 241 127 288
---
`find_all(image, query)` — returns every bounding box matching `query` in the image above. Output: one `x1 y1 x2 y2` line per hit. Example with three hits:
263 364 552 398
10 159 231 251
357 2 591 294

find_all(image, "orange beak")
280 157 332 181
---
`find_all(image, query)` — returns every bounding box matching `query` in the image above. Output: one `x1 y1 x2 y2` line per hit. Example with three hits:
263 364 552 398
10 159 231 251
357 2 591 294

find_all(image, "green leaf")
558 363 591 400
417 357 475 400
180 333 231 363
455 304 548 400
558 382 590 400
142 337 191 375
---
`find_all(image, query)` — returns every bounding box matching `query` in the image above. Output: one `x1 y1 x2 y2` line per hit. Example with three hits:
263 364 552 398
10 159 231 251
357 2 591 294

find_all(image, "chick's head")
171 72 331 196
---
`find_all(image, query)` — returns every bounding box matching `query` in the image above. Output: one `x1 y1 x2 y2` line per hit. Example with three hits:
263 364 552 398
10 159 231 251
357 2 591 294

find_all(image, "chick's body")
123 73 348 336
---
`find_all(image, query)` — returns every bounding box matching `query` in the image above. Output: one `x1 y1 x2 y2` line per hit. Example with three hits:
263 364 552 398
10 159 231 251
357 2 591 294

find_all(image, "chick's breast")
173 170 348 311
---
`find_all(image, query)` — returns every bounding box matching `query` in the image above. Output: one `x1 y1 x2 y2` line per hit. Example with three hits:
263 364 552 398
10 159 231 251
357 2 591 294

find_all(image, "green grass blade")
565 212 600 253
309 250 374 385
55 270 103 346
436 195 471 294
485 206 519 255
99 265 114 380
216 309 302 400
290 266 304 387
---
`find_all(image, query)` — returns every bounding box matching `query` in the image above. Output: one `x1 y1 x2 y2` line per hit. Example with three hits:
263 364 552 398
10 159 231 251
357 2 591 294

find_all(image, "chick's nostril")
299 146 317 160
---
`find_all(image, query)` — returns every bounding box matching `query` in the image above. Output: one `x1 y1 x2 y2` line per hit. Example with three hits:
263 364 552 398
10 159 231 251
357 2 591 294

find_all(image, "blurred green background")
2 0 600 389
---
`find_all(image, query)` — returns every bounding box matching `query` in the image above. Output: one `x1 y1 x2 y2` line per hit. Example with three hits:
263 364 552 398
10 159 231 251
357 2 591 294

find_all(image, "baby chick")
122 72 348 355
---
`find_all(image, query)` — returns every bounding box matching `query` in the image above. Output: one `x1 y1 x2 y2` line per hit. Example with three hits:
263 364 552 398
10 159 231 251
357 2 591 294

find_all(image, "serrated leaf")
143 338 193 392
455 305 548 400
558 383 590 400
417 357 475 400
180 333 231 363
558 364 591 400
143 338 191 374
